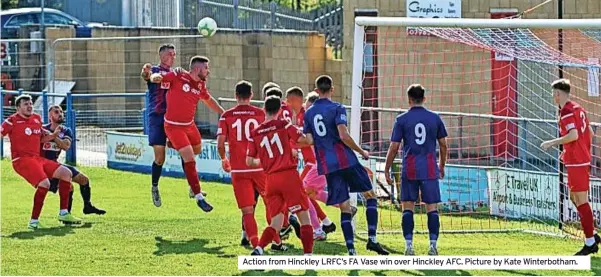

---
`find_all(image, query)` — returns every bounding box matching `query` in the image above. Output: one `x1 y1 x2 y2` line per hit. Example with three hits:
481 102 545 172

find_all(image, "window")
5 14 38 27
43 13 77 26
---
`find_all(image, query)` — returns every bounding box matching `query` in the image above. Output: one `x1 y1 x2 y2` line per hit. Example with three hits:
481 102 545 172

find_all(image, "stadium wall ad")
105 131 600 224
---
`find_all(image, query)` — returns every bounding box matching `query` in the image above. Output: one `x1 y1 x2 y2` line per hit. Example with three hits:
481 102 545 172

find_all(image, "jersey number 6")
314 114 327 137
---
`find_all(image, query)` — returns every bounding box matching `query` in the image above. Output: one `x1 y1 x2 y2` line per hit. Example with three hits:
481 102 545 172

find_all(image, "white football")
197 17 217 37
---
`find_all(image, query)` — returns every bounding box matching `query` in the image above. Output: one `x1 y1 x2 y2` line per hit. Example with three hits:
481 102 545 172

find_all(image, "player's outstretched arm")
337 124 368 159
141 63 152 81
384 142 400 185
53 136 72 151
541 129 579 150
202 96 225 114
149 73 163 83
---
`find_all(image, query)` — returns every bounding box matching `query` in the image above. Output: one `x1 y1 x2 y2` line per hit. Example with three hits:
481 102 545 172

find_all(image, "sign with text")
406 0 462 36
487 168 559 221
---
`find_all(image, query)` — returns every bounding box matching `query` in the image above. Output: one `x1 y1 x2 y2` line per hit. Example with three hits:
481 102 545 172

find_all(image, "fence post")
270 2 277 29
233 0 239 29
42 90 48 123
66 92 76 165
0 87 3 160
521 120 528 169
143 90 150 135
458 116 463 160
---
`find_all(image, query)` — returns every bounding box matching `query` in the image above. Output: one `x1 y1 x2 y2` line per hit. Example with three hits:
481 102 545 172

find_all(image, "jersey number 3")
580 111 588 133
260 133 284 158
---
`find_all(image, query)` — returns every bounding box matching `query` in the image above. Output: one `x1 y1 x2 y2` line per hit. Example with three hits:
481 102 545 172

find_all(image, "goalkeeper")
384 84 448 256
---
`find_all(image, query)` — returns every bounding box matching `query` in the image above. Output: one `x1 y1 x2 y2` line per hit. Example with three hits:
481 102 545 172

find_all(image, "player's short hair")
262 82 280 96
235 80 253 100
14 94 32 107
265 87 283 98
48 104 62 112
190 55 210 67
286 87 304 98
305 91 319 104
552 79 571 93
158 44 175 54
315 75 333 93
407 84 425 104
264 95 281 115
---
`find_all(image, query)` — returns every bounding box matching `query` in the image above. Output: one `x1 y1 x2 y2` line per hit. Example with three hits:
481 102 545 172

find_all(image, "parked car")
1 8 104 38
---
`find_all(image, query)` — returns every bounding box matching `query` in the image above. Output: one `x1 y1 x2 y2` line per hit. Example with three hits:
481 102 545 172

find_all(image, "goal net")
350 17 601 239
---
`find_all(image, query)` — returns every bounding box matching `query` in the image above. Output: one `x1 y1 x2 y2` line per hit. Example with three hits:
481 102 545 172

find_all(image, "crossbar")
355 17 601 29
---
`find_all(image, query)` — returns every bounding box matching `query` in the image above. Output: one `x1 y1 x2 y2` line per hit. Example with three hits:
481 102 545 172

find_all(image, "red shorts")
232 170 266 209
566 165 590 192
265 169 309 218
12 156 61 187
164 123 201 150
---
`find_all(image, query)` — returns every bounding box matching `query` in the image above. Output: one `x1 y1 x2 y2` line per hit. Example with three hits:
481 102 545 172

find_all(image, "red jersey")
161 72 211 125
1 113 44 160
247 119 302 174
559 101 592 166
278 102 293 123
296 107 316 164
217 104 266 172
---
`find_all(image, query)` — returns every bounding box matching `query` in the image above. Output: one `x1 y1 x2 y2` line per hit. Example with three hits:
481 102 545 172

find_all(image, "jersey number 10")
232 118 259 141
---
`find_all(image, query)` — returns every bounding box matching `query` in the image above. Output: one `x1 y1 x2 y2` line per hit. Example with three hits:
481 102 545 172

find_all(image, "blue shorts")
148 115 167 146
400 178 441 204
325 164 373 205
49 164 80 193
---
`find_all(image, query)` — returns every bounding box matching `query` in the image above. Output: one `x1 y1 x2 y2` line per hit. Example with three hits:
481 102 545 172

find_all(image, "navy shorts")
400 178 441 204
325 164 373 205
148 115 167 146
49 164 80 193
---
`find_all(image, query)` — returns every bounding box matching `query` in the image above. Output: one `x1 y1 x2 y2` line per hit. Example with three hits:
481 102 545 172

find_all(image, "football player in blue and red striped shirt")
303 75 388 256
384 84 448 256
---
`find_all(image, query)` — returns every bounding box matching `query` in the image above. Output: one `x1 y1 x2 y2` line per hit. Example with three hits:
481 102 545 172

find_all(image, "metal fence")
1 39 47 96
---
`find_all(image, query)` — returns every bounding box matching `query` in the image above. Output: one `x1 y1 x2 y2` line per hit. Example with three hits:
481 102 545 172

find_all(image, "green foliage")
1 0 19 9
263 0 339 11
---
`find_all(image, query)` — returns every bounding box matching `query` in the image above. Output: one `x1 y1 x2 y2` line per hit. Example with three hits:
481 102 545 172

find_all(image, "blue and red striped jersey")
146 65 171 116
303 98 358 175
40 123 73 161
391 106 448 180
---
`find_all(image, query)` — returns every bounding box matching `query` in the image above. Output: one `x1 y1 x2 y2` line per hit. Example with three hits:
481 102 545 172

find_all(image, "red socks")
577 203 595 238
300 224 314 254
259 227 277 249
311 198 327 221
300 165 311 180
183 161 201 195
242 213 259 248
31 187 49 220
58 180 71 210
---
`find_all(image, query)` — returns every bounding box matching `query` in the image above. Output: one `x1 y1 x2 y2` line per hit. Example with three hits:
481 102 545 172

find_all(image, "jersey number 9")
415 123 426 145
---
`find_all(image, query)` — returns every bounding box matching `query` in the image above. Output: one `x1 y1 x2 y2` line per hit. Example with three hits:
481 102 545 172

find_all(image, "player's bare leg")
252 212 285 255
572 190 599 255
361 190 389 255
151 145 166 207
401 201 416 255
425 203 440 255
72 173 105 215
180 144 212 212
53 166 82 224
29 179 52 229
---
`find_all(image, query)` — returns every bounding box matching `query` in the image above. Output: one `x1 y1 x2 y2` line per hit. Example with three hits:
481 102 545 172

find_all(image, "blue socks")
341 212 355 251
427 210 440 245
366 198 378 243
402 210 414 243
151 162 162 186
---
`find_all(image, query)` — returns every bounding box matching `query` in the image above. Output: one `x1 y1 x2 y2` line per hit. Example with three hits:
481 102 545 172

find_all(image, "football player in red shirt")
150 56 224 212
541 79 599 255
217 80 268 249
286 87 335 240
246 96 314 255
2 95 82 229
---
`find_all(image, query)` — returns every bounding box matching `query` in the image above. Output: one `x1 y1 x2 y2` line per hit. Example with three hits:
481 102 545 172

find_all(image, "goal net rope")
350 17 601 239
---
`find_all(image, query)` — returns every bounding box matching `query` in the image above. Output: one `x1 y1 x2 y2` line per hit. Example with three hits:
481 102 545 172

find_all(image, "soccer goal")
349 16 601 239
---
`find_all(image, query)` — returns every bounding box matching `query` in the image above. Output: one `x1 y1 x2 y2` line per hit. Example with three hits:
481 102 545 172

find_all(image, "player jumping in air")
246 95 314 256
140 44 175 207
150 56 224 212
383 84 448 256
540 79 600 255
286 87 336 240
303 75 389 255
2 95 82 229
42 105 105 215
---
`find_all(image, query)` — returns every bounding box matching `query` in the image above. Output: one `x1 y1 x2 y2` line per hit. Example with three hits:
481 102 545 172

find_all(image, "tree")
1 0 19 9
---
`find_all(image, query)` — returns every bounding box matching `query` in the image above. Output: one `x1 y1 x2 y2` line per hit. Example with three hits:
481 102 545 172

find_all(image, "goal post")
350 16 601 239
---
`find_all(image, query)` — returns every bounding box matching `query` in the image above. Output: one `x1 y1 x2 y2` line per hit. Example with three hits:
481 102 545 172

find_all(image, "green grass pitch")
1 160 600 276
